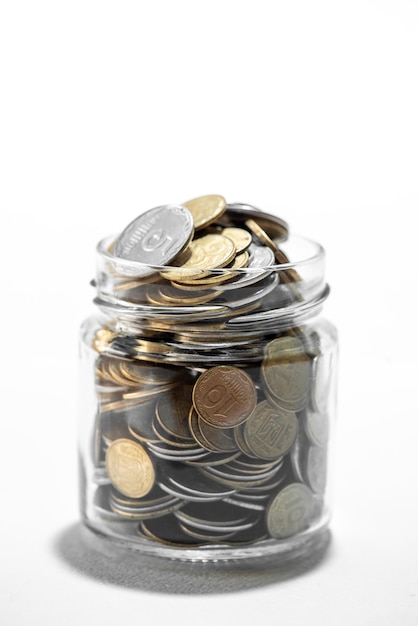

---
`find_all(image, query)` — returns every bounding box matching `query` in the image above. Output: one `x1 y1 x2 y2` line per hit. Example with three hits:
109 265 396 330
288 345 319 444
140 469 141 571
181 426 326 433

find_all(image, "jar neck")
92 232 329 360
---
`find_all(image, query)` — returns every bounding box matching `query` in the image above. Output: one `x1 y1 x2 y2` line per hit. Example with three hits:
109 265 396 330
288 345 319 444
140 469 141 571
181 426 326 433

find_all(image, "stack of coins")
89 195 332 547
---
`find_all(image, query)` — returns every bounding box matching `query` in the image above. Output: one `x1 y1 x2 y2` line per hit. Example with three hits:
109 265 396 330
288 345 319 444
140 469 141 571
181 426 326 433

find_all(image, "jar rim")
96 232 326 276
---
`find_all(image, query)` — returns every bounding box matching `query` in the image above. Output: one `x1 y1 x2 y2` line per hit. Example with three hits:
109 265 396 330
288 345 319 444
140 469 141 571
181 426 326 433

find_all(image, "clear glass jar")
78 225 338 563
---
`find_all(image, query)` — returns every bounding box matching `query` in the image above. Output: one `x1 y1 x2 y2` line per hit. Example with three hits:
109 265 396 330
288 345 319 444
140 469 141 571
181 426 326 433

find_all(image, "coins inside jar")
89 194 332 549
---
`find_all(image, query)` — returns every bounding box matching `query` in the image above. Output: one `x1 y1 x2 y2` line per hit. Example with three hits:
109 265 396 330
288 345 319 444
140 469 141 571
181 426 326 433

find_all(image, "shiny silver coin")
113 205 194 274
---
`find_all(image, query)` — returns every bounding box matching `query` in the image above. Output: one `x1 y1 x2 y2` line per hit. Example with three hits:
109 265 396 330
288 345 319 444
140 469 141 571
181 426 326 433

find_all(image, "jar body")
79 308 338 561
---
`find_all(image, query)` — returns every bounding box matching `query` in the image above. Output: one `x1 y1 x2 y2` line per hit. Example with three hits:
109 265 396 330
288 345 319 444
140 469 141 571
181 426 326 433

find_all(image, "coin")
113 205 194 274
221 227 252 254
223 204 289 242
305 445 327 494
105 438 155 498
154 283 221 305
193 365 257 428
245 218 301 293
266 483 314 539
243 400 298 460
197 417 239 453
304 409 329 447
262 336 311 412
155 384 195 441
182 194 227 230
160 234 236 281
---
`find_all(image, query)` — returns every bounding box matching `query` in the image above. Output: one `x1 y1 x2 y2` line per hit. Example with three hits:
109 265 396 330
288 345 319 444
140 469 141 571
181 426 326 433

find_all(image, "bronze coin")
193 365 257 428
261 336 311 412
244 400 298 460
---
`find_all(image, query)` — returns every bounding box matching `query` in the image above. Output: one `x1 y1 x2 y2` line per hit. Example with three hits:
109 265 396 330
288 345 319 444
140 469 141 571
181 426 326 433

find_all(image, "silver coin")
113 205 194 275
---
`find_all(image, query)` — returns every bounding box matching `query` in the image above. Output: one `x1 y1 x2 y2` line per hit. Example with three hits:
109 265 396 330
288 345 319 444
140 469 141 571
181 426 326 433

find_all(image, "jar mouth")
94 232 328 339
97 233 326 276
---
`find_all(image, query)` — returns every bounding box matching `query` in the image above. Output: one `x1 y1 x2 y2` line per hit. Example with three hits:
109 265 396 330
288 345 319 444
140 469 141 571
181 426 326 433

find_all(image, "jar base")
82 518 331 565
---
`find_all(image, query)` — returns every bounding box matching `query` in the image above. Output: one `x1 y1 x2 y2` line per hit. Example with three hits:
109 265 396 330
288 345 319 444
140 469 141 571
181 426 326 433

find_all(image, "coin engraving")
114 205 194 268
262 336 311 412
106 438 155 498
193 366 257 428
244 400 298 459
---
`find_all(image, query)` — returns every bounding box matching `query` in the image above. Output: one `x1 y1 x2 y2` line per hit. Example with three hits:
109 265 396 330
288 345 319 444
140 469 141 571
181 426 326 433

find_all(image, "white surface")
1 1 417 624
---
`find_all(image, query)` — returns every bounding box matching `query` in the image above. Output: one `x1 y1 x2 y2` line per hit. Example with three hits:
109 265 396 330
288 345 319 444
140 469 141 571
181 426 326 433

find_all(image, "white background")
1 1 417 624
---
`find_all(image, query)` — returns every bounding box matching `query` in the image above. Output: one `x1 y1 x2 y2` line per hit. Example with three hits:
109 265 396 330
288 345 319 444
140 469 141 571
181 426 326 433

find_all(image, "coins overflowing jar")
79 195 338 563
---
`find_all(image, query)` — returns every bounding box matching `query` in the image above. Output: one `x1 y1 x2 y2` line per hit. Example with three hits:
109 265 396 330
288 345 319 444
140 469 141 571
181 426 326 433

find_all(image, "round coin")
262 336 311 412
221 227 252 254
244 400 298 460
266 483 314 539
105 438 155 498
182 194 227 230
113 205 194 272
160 234 236 281
193 365 257 428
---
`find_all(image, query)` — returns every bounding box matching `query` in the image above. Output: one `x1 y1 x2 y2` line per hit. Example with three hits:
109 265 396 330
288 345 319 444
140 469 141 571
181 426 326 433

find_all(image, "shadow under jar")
79 221 338 563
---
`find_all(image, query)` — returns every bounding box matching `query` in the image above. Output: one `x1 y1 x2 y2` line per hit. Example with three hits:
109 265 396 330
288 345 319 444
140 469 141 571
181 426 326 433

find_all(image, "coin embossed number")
193 366 257 429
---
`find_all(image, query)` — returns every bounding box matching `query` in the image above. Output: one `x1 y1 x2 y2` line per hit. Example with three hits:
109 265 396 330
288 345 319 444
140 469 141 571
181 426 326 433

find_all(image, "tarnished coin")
262 336 311 412
105 438 155 498
197 417 239 453
113 205 194 273
156 385 195 441
266 483 314 539
193 365 257 428
182 194 227 230
244 400 298 460
160 234 236 281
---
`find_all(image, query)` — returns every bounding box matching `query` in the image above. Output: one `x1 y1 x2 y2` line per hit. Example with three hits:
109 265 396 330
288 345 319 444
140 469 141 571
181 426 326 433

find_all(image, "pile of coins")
88 195 332 548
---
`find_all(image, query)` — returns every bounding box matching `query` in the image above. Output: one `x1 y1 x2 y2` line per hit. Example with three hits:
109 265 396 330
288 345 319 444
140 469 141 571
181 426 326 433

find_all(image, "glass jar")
78 214 338 563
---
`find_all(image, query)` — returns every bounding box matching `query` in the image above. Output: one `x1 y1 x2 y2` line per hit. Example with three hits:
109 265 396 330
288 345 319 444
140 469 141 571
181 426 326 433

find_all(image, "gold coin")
169 251 248 288
160 234 236 282
92 328 116 353
105 438 155 498
155 284 221 305
182 194 227 230
222 227 252 254
245 218 302 297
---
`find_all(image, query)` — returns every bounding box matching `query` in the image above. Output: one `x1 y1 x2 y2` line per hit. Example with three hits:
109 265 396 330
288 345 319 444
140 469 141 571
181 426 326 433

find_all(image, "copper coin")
193 365 257 428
